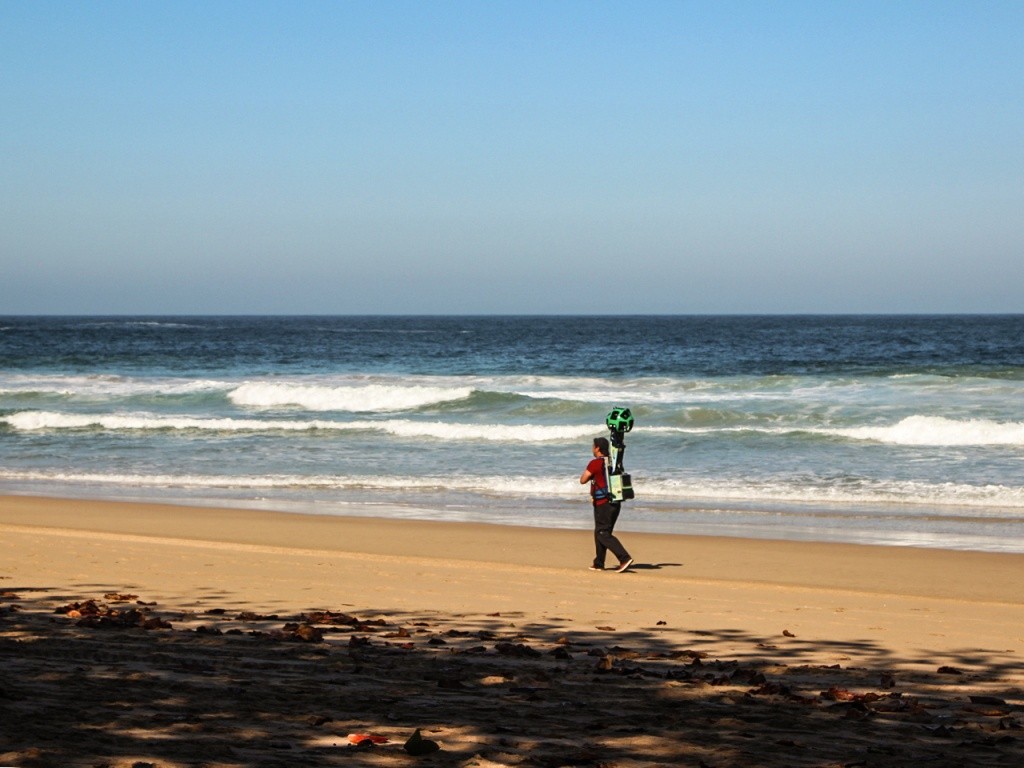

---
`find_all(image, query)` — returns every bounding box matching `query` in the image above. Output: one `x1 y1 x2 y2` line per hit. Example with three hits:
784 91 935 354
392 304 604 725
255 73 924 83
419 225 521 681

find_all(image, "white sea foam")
2 469 1022 511
0 374 231 398
1 411 593 442
639 416 1024 447
824 415 1024 446
506 376 802 405
3 411 303 432
604 476 1024 510
11 407 1022 447
8 370 1016 413
229 382 474 412
373 420 594 442
0 469 578 495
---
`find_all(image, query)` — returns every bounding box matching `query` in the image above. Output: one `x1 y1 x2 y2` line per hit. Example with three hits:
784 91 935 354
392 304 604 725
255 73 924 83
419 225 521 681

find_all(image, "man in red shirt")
580 437 634 572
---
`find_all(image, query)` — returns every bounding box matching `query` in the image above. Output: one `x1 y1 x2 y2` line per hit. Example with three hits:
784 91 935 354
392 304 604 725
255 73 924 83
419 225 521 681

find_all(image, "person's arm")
580 457 600 484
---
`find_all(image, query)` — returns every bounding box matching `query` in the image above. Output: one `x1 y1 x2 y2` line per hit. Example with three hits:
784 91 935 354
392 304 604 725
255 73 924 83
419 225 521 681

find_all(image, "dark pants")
593 501 630 567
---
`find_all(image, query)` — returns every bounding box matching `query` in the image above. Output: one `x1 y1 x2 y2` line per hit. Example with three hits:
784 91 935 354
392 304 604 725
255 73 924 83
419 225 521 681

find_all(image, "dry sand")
1 494 1022 767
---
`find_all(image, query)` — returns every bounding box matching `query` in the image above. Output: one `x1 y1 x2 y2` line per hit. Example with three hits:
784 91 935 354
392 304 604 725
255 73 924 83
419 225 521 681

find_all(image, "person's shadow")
629 562 682 571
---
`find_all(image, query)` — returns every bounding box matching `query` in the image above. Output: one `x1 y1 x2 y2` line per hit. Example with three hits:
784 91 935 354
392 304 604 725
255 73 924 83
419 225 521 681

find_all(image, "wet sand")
2 494 1022 767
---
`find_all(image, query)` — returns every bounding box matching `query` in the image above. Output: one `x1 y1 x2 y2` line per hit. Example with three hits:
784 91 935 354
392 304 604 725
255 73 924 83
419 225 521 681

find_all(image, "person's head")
592 437 609 457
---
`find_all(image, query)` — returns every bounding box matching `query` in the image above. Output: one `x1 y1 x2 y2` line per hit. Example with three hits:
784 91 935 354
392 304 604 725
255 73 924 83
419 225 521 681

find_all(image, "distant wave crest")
229 382 474 412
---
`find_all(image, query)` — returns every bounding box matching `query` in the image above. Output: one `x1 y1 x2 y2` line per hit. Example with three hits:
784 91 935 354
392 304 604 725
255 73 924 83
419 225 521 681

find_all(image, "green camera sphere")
606 407 634 433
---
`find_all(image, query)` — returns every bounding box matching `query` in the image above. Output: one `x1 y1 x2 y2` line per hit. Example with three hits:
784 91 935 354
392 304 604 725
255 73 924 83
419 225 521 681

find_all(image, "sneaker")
589 564 604 571
615 558 634 573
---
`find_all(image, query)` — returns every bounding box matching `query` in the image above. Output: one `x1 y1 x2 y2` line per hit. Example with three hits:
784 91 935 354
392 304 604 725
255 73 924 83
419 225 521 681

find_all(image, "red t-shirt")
587 457 609 505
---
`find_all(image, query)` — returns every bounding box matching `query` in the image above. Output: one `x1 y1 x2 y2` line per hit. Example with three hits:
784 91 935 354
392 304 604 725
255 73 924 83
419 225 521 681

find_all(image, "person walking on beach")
580 437 633 572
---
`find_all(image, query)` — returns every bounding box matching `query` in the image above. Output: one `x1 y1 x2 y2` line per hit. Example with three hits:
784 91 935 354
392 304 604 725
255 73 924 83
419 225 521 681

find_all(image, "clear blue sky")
2 1 1022 314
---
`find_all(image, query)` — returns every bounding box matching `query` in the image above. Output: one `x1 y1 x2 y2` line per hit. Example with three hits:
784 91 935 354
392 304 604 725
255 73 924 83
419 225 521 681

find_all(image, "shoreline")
3 493 1023 766
3 492 1022 627
7 480 1024 555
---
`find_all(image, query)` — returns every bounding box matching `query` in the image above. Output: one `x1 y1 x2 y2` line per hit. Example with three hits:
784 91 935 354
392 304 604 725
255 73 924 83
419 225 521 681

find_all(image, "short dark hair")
593 437 609 456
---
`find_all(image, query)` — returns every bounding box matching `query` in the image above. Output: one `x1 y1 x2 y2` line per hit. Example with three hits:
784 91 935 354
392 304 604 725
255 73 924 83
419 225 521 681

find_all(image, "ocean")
1 315 1023 552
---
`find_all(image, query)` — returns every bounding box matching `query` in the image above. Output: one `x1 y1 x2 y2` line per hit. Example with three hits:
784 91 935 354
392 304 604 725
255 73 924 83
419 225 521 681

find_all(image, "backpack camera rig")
605 407 635 502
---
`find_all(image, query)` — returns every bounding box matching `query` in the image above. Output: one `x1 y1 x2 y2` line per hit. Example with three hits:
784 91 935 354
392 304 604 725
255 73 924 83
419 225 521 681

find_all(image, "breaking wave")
643 415 1024 447
1 411 594 442
823 415 1024 446
228 382 474 412
9 409 1022 447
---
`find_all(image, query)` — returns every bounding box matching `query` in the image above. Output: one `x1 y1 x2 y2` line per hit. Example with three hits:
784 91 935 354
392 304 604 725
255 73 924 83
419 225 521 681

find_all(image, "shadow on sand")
1 584 1021 768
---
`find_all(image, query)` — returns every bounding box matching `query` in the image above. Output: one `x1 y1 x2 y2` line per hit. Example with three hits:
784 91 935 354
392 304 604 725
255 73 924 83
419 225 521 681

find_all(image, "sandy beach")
1 494 1022 767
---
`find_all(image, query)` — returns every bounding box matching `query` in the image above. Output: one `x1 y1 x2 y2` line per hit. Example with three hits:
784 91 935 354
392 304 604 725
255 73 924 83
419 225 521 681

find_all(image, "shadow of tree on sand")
1 584 1022 768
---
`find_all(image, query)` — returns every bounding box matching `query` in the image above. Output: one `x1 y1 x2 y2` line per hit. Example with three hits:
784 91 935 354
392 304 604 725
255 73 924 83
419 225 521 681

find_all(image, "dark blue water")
4 315 1022 376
